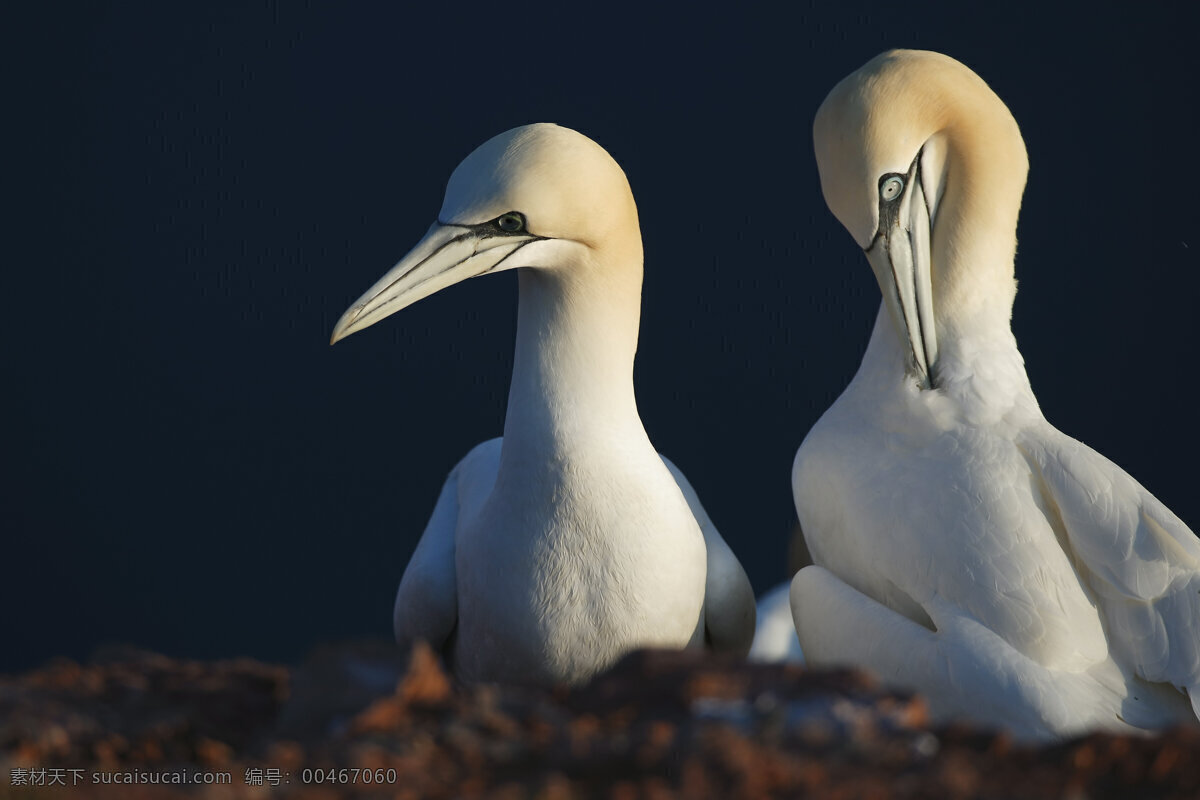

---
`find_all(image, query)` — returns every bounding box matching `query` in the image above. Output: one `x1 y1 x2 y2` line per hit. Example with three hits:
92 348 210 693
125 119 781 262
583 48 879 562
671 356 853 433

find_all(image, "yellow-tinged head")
814 50 1030 387
331 123 641 344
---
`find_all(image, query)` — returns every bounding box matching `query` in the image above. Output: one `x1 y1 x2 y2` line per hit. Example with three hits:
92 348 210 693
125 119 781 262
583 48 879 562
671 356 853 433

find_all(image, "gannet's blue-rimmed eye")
497 212 525 233
880 176 904 202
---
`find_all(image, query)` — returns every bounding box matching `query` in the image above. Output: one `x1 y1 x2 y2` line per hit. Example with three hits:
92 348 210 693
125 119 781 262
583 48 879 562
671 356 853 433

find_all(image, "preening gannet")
331 123 755 686
790 50 1200 740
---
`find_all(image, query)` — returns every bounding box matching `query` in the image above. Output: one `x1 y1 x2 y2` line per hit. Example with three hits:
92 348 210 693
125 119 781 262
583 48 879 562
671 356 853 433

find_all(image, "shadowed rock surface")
2 642 1198 798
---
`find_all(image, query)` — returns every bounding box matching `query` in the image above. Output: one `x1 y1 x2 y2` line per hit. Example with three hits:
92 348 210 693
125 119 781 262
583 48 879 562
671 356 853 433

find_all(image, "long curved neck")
499 256 647 471
933 133 1023 341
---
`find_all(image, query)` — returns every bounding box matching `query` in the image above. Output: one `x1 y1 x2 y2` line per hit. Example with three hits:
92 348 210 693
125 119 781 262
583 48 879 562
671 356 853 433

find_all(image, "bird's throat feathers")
501 265 646 464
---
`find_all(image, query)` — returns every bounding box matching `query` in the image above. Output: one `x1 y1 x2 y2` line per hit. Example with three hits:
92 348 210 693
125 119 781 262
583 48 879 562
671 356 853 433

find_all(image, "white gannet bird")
749 524 808 663
749 582 805 663
790 50 1200 740
331 123 755 686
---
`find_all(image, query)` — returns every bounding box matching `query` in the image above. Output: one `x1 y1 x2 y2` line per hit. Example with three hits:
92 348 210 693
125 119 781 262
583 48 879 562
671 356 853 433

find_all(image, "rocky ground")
2 642 1198 799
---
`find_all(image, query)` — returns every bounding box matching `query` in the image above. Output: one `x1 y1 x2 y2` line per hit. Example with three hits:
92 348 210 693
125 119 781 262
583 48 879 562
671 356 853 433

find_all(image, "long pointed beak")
330 222 537 344
864 161 938 388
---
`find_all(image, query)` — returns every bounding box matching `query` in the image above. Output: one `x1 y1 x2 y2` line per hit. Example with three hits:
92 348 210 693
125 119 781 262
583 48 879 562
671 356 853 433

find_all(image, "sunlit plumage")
790 50 1200 740
332 123 755 686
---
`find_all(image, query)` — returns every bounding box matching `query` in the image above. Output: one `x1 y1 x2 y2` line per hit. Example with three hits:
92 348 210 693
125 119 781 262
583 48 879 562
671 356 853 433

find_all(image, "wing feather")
661 455 756 655
1021 428 1200 696
390 438 512 658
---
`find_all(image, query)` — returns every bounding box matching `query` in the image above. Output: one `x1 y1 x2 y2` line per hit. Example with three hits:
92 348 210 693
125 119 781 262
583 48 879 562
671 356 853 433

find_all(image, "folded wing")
1021 427 1200 713
661 456 756 655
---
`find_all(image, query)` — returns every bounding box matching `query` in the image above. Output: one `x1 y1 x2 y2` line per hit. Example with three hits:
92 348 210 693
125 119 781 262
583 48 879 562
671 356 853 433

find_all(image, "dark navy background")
6 3 1195 670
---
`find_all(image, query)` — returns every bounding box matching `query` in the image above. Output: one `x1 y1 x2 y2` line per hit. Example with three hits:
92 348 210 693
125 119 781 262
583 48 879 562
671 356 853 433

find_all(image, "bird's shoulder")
1017 424 1200 591
406 438 501 560
445 438 503 523
656 454 727 556
791 394 863 496
392 441 505 652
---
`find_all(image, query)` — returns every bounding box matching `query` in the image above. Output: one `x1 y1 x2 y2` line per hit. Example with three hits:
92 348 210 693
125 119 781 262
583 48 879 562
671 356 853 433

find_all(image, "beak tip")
329 307 363 346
